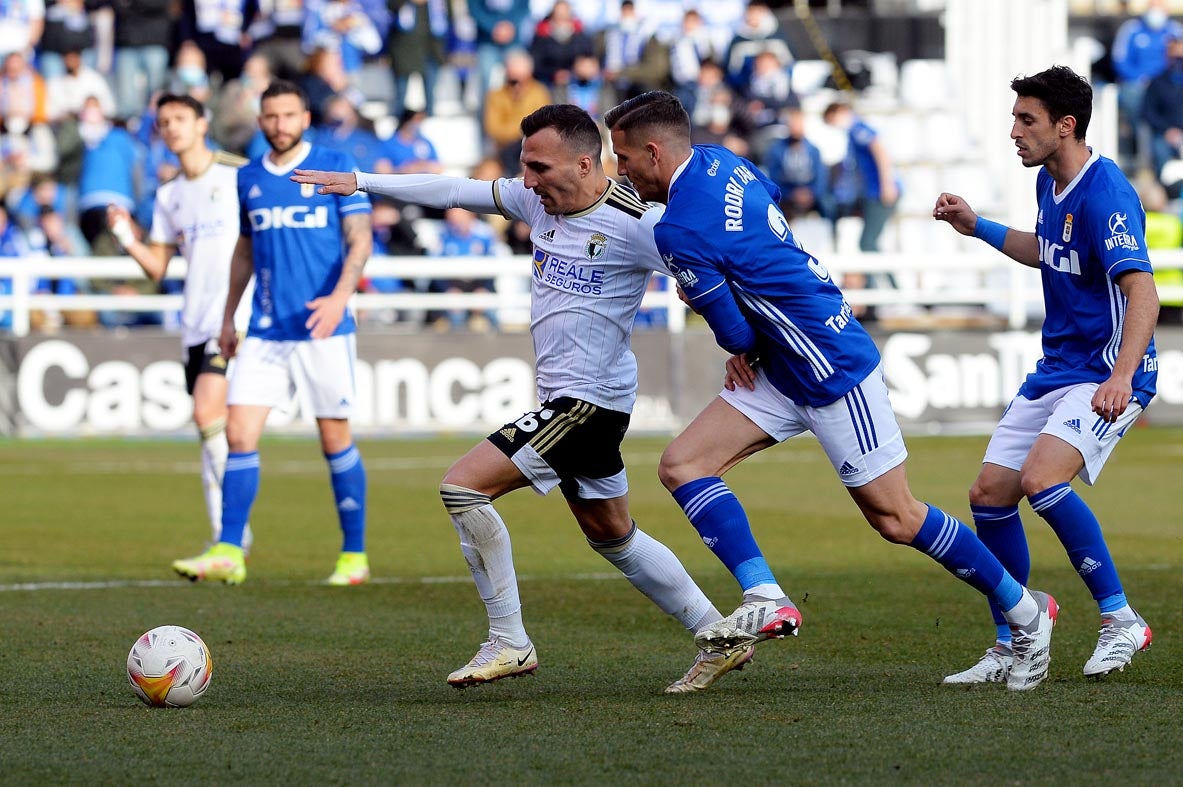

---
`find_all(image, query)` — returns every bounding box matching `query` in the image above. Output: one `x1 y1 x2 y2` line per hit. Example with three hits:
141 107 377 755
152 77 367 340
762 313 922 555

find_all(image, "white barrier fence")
3 251 1183 337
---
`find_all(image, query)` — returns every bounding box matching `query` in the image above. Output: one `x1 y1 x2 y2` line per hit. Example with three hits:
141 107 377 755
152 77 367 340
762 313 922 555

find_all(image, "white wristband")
111 217 136 249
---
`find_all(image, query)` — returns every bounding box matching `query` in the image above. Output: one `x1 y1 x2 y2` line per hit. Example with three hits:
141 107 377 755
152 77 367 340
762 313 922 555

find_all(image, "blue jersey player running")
172 80 374 586
605 91 1058 690
934 65 1157 684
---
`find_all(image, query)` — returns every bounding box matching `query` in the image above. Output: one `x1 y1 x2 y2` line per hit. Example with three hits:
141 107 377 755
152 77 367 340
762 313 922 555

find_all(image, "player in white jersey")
935 66 1157 683
106 94 253 555
293 104 750 694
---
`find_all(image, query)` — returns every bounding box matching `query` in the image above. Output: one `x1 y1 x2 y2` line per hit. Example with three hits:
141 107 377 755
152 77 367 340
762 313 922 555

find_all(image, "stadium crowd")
2 0 1183 332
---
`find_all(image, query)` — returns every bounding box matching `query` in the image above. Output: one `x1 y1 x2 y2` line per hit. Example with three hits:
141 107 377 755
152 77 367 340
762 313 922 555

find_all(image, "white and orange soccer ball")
126 625 213 708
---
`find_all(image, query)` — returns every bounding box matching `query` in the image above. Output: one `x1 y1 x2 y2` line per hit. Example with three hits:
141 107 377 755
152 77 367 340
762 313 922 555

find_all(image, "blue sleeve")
654 222 756 355
744 156 782 205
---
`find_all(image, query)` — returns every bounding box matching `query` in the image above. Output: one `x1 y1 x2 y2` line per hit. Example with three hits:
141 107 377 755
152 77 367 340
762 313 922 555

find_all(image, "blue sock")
1029 483 1126 613
671 477 776 592
327 444 367 553
910 504 1023 614
971 504 1029 643
219 451 259 548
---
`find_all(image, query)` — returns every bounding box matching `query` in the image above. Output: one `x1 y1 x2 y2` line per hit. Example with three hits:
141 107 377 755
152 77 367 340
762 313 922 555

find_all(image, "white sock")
199 422 228 543
440 484 528 648
590 525 719 632
1105 604 1135 620
1002 589 1038 625
743 583 787 603
200 421 252 552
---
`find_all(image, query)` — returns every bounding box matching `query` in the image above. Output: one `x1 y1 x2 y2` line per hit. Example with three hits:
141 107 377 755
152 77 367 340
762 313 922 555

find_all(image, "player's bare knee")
869 514 912 544
1019 471 1057 501
657 446 695 491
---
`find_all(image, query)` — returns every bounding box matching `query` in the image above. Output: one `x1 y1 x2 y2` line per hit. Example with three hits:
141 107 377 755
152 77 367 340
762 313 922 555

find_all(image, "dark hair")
519 104 602 158
261 79 308 110
603 91 690 138
156 93 205 118
1011 65 1092 140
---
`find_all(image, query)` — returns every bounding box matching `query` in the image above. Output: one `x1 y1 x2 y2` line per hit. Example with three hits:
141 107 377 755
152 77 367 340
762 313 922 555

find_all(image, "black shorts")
488 397 630 500
183 340 229 395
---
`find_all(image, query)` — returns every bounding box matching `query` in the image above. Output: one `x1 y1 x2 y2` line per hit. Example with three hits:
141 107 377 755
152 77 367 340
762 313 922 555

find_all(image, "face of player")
156 103 206 156
1011 95 1066 169
609 128 664 203
259 93 311 157
520 126 594 215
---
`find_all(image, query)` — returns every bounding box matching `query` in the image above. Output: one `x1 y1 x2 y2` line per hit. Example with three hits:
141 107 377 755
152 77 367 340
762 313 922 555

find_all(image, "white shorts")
720 363 907 487
228 334 358 419
983 383 1142 485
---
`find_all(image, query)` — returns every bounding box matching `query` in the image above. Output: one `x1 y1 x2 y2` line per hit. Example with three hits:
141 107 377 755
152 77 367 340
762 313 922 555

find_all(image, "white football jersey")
493 178 666 412
150 153 246 349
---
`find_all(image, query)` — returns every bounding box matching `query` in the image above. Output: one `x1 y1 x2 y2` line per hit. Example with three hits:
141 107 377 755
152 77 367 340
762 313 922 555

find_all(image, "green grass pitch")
1 429 1179 785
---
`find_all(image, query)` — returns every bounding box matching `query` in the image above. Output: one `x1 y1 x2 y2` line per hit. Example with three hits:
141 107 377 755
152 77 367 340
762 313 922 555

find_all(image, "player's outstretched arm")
107 205 172 282
291 169 359 196
220 236 254 360
306 212 373 339
933 192 1040 267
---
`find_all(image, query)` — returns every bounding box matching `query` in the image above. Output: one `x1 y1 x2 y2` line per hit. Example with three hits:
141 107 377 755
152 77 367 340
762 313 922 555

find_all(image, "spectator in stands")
75 95 142 254
696 0 745 62
11 171 70 227
1111 0 1183 168
246 0 306 80
27 203 94 329
0 0 44 59
1139 178 1183 324
763 107 829 223
428 206 498 333
364 196 420 317
317 94 387 172
38 0 95 80
298 44 362 127
1 51 49 132
180 0 249 83
167 41 215 107
530 0 594 91
668 9 713 118
111 0 173 121
824 99 899 253
468 0 532 108
210 52 272 155
381 107 441 174
483 49 551 175
1142 31 1183 184
691 84 751 157
742 49 795 133
562 52 606 119
47 48 116 120
723 0 792 92
387 0 449 117
0 203 30 330
568 0 617 35
599 0 669 101
303 0 384 77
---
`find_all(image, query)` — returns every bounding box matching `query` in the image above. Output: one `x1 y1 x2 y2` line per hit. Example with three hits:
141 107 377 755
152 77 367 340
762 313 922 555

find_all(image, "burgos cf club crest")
585 232 608 260
301 183 316 198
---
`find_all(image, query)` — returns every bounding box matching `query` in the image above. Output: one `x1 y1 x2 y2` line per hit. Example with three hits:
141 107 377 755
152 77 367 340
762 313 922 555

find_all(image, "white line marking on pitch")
0 573 624 593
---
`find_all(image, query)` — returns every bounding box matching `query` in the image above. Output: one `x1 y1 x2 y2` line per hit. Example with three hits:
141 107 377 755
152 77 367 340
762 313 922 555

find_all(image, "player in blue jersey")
172 80 374 586
605 91 1059 690
934 65 1157 683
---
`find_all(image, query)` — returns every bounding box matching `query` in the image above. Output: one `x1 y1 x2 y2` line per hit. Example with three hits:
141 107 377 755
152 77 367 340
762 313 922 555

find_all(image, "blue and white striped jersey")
1027 150 1157 407
655 144 880 407
238 142 371 340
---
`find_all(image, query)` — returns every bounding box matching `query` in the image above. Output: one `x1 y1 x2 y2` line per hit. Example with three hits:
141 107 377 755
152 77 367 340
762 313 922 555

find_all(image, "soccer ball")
126 625 213 708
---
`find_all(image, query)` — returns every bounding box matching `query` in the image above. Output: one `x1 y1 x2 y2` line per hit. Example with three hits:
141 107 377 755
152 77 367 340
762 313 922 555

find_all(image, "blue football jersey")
238 143 372 340
1025 151 1157 407
656 145 881 407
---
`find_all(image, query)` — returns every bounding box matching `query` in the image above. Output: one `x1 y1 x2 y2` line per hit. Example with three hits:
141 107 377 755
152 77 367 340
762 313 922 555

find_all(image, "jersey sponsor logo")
838 461 860 476
499 426 517 442
1062 213 1073 242
662 254 699 289
807 256 831 282
707 158 720 177
722 165 758 232
1038 235 1081 275
1144 353 1158 373
1062 417 1081 433
300 183 315 198
1104 211 1139 252
248 205 330 231
532 248 605 295
767 203 791 241
1037 209 1044 225
584 232 608 260
248 185 262 199
537 228 556 242
825 300 854 333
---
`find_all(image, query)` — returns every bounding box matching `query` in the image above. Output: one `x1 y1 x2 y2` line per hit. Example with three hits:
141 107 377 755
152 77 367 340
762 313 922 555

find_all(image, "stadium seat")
923 112 971 163
420 116 483 175
898 59 951 111
790 215 835 256
791 60 835 97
